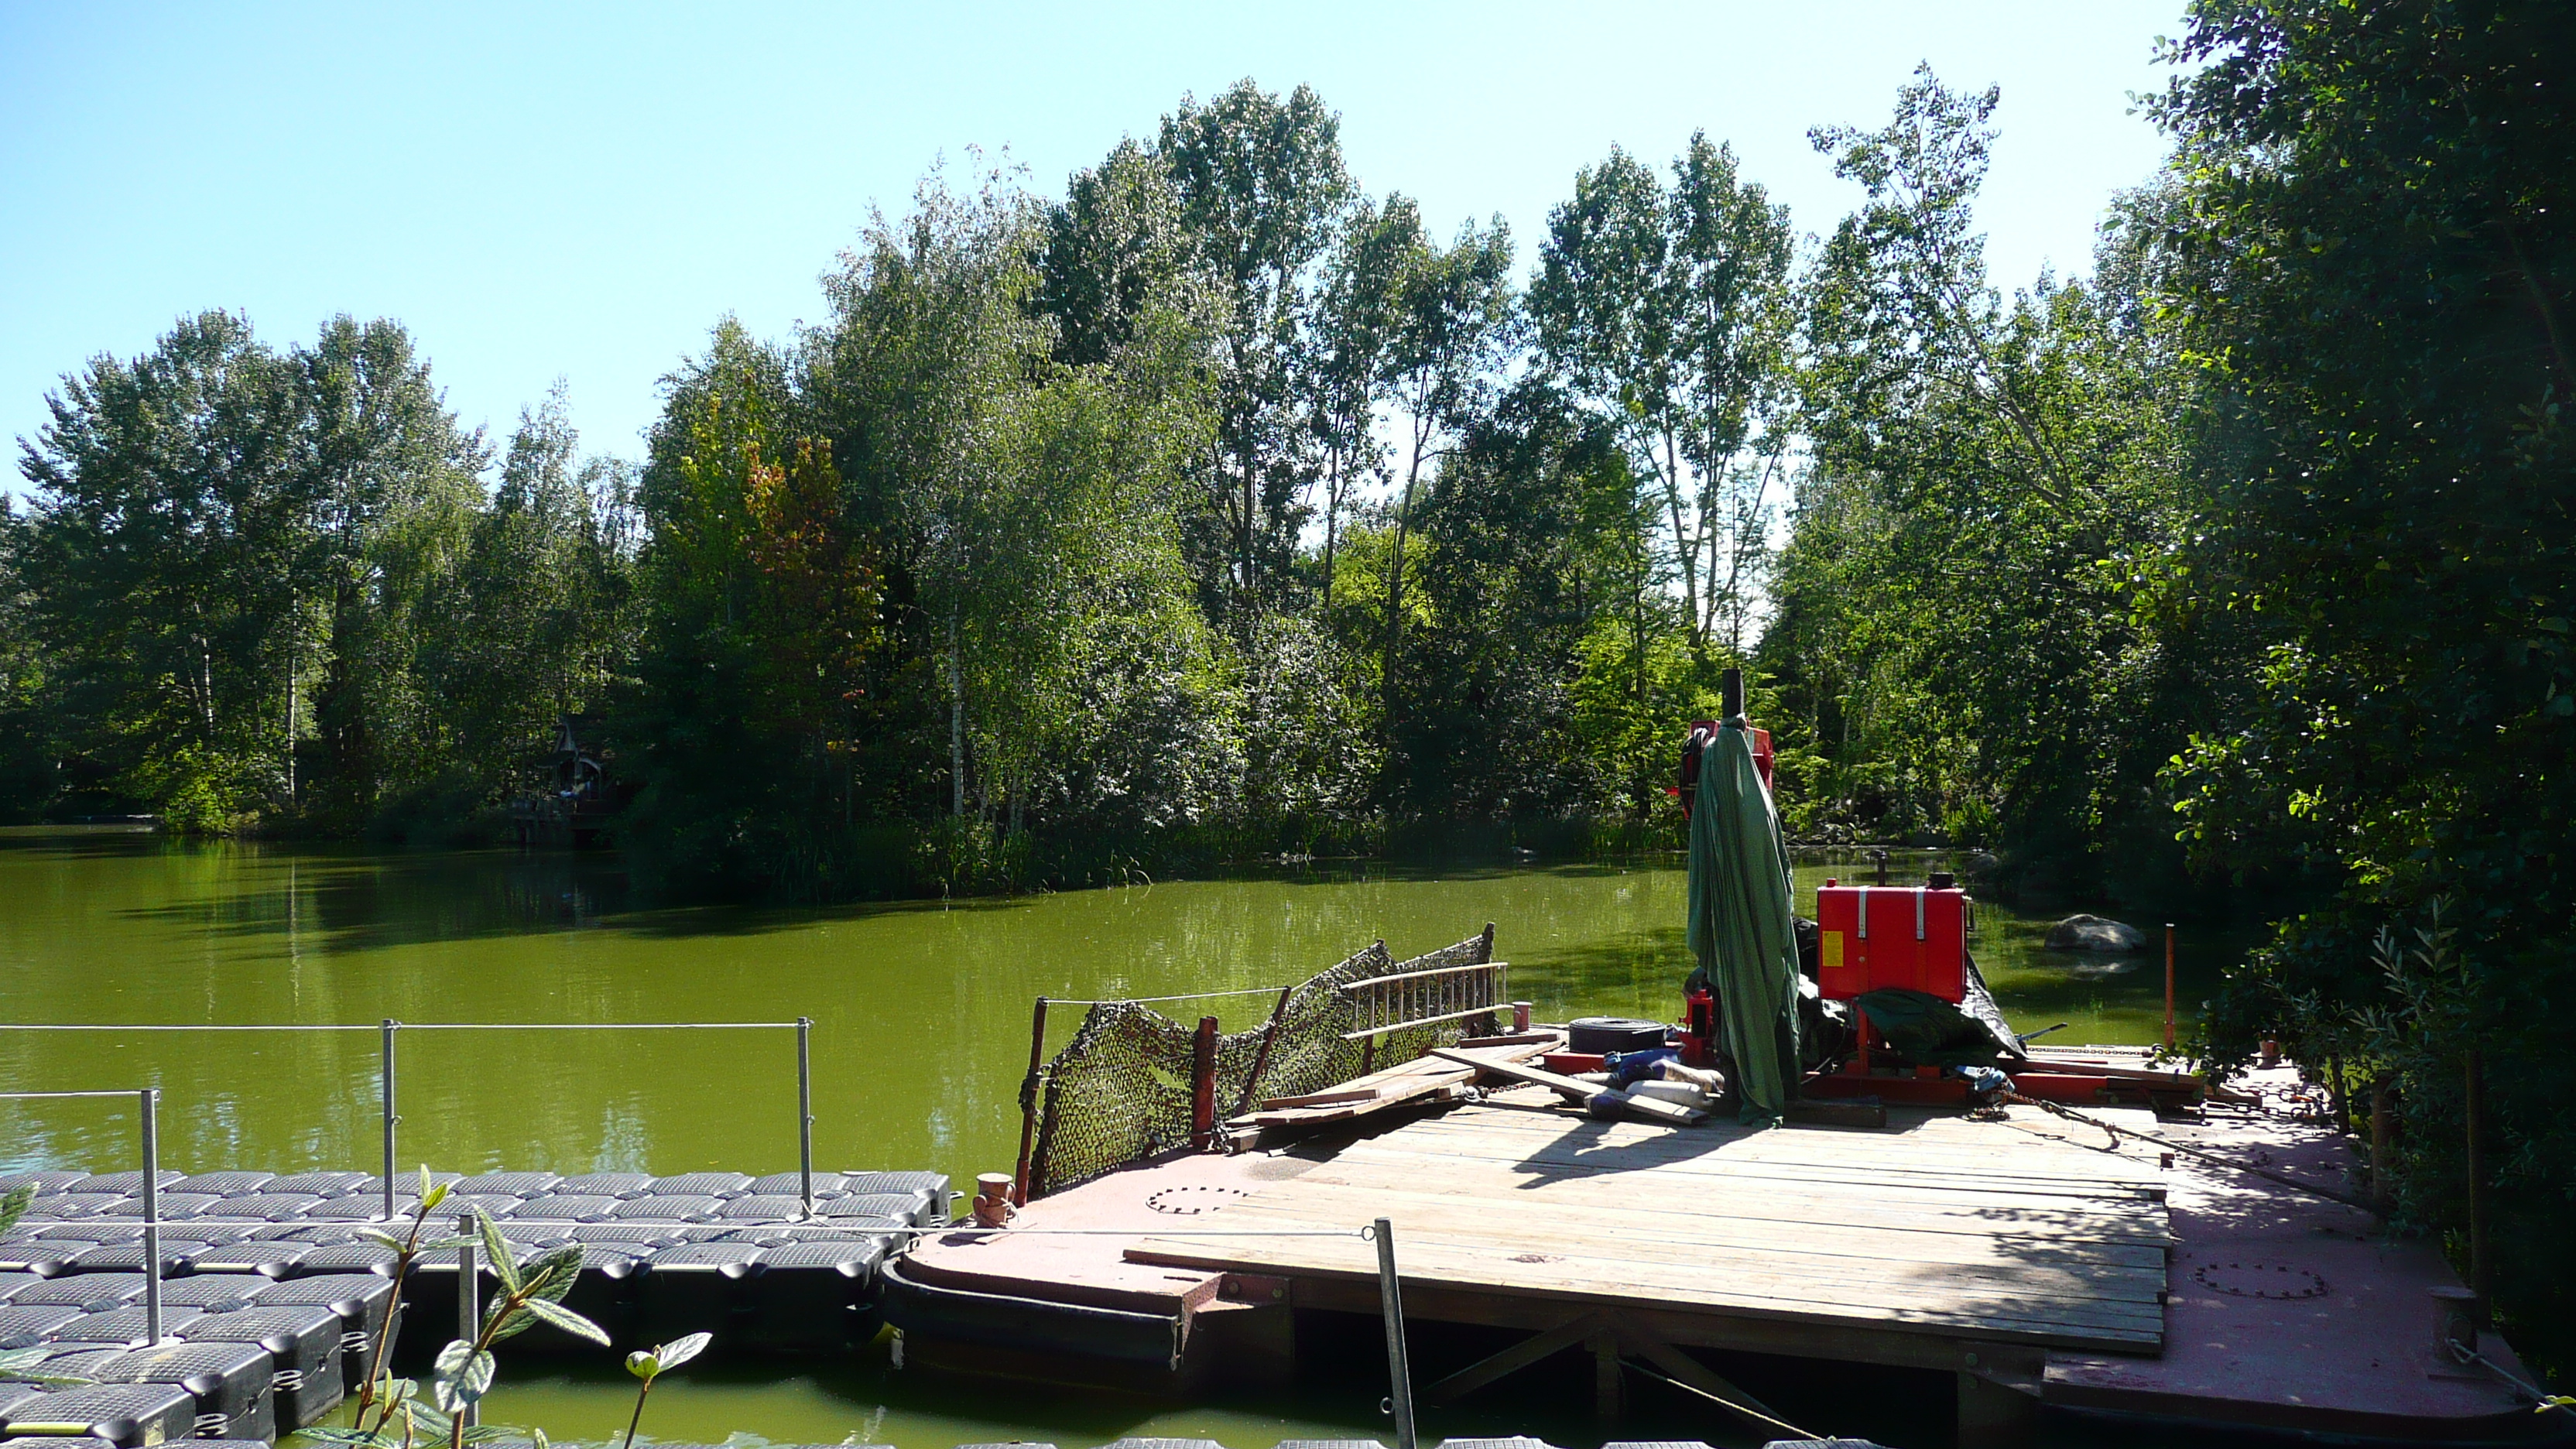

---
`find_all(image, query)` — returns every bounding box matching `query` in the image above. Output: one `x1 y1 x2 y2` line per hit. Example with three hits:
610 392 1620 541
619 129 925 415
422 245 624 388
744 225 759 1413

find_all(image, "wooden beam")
1428 1048 1705 1125
1420 1310 1607 1405
1615 1319 1781 1423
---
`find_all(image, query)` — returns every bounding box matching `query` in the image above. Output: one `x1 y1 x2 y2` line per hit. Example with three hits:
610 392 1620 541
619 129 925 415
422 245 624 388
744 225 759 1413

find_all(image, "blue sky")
2 1 2184 492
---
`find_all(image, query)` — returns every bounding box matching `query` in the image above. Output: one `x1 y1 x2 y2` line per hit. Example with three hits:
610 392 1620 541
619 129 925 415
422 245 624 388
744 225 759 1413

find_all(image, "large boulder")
2044 913 2146 953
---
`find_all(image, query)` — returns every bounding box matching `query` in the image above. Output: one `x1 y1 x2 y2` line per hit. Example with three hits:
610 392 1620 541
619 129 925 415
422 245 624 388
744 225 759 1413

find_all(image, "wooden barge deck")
894 1057 2554 1448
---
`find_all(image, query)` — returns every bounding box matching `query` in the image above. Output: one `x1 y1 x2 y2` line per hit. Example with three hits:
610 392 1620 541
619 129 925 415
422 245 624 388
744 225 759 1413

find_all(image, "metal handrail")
0 1088 166 1345
0 1019 820 1221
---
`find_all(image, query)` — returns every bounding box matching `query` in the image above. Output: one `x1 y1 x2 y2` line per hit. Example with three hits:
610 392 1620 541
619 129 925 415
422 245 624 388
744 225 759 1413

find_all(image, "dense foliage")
2149 0 2575 1368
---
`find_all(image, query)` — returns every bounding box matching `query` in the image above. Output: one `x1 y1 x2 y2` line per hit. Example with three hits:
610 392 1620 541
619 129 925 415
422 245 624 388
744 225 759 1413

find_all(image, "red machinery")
1814 882 1968 1004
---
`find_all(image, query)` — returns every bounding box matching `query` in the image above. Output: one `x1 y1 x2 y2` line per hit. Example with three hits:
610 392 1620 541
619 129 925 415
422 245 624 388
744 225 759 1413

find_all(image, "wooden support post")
1588 1324 1623 1420
1957 1372 2038 1449
1190 1015 1220 1150
2163 923 2177 1050
1012 996 1048 1206
1720 666 1744 722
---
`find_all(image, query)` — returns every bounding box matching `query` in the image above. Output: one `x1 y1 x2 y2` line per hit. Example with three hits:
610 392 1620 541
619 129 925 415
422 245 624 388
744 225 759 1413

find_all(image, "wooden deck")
1129 1087 2170 1358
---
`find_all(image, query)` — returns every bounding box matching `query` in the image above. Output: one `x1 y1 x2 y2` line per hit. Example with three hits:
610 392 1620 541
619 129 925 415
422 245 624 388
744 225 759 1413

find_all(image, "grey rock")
2043 913 2146 953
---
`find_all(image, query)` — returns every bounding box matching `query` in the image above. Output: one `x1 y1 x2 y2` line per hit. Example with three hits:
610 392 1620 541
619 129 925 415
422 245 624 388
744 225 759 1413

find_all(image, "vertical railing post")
1012 997 1049 1207
457 1211 480 1430
381 1019 400 1221
139 1088 162 1346
1375 1218 1416 1449
796 1017 815 1219
1190 1015 1219 1150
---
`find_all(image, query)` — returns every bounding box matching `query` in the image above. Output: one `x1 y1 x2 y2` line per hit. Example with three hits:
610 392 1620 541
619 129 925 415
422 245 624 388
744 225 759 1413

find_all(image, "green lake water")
0 827 2237 1448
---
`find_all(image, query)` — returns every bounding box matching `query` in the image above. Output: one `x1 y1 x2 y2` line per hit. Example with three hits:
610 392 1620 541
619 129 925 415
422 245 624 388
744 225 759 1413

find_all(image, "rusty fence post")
2164 923 2177 1050
1012 997 1049 1207
1190 1015 1220 1149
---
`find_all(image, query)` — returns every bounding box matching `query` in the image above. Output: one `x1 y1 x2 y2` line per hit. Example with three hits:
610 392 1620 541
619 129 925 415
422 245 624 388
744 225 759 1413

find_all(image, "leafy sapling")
622 1332 712 1449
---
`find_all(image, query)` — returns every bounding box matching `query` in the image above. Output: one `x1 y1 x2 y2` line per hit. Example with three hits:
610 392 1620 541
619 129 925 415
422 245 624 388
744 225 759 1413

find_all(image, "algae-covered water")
0 827 2235 1448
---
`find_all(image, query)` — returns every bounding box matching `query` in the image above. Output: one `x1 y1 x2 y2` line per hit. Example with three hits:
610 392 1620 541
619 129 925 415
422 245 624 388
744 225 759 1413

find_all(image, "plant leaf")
0 1345 91 1387
300 1429 400 1449
474 1208 521 1296
430 1339 496 1410
481 1298 535 1344
652 1332 712 1372
460 1427 520 1444
522 1244 584 1305
395 1394 456 1438
420 1166 450 1212
355 1227 407 1252
520 1297 609 1346
625 1350 659 1381
0 1184 34 1238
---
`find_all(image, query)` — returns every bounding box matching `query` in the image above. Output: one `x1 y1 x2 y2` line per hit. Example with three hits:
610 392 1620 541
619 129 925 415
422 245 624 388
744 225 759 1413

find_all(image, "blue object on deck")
1603 1048 1680 1085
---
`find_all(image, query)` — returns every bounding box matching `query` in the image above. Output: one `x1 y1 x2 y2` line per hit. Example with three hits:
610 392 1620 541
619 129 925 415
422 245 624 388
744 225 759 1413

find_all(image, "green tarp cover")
1686 722 1803 1125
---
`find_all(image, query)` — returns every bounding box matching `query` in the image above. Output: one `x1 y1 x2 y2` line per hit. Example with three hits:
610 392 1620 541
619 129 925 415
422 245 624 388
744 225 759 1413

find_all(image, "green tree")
1377 203 1516 733
1776 70 2202 876
19 312 310 828
1532 134 1793 672
1159 80 1354 620
2152 0 2576 1363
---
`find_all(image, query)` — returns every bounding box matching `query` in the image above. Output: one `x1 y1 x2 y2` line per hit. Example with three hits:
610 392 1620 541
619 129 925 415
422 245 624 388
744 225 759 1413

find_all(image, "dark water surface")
0 827 2232 1447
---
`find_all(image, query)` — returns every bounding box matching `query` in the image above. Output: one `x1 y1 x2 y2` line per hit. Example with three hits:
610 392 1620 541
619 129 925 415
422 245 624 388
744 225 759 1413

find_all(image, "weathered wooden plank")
1333 1136 2170 1213
1393 1109 2167 1184
1430 1047 1706 1125
1303 1157 2174 1249
1275 1166 2172 1268
1186 1183 2170 1306
1125 1228 2169 1340
1126 1230 2163 1351
1362 1113 2168 1183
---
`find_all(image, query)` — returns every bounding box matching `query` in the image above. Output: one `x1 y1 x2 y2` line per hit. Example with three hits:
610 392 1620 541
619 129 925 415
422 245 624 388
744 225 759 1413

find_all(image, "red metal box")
1814 885 1967 1003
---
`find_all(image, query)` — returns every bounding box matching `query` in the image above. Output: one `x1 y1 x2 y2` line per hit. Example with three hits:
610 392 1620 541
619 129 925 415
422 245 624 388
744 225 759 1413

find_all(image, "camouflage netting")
1024 927 1498 1197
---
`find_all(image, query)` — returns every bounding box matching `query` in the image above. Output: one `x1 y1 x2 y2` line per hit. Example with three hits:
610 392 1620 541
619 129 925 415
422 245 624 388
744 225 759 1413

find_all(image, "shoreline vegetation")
1 4 2568 1383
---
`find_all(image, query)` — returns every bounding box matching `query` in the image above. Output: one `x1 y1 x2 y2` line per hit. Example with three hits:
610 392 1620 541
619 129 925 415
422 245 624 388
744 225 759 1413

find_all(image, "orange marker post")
2163 923 2177 1050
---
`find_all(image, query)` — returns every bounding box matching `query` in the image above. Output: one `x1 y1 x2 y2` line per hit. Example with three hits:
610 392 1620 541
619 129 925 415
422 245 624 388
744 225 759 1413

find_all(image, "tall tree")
1783 74 2202 867
1306 196 1407 615
1378 204 1516 724
1158 80 1353 620
1531 134 1792 670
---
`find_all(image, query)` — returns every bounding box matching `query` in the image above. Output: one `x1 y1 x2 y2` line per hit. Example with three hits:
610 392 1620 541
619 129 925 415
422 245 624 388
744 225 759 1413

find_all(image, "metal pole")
796 1017 815 1219
1375 1218 1416 1449
139 1088 162 1346
381 1019 400 1221
457 1211 480 1430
